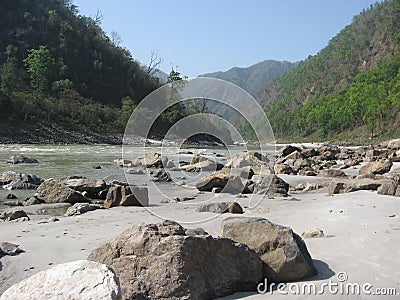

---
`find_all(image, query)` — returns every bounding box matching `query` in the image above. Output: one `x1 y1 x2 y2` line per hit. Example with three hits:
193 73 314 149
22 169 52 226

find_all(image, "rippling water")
0 143 277 206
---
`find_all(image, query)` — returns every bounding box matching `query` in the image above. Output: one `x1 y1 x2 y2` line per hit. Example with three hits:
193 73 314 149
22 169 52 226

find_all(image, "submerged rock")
7 155 39 164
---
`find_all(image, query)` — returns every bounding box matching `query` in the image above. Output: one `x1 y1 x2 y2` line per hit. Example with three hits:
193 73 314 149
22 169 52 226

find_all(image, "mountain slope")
257 0 400 142
0 0 162 138
199 60 296 95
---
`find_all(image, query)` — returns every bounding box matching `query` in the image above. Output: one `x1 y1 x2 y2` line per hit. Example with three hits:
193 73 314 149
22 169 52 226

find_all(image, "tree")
146 50 162 77
23 46 55 93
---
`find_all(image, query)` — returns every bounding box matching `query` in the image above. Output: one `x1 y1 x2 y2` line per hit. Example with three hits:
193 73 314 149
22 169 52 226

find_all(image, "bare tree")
110 31 122 46
93 9 103 25
146 50 163 77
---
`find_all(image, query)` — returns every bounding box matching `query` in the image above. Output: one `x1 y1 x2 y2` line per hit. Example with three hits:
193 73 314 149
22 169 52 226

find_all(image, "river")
0 144 274 206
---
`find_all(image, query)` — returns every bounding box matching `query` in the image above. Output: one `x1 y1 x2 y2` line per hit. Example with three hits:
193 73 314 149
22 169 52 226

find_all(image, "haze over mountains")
199 60 296 95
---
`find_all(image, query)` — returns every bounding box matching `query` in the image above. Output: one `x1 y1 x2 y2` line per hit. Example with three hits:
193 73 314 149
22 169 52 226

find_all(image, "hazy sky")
73 0 380 78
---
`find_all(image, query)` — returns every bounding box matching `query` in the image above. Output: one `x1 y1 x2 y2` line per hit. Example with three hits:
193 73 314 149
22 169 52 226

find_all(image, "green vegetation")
257 0 400 142
0 0 161 135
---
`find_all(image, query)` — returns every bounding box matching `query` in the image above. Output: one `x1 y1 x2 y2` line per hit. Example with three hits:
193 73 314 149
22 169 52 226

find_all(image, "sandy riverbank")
1 173 399 298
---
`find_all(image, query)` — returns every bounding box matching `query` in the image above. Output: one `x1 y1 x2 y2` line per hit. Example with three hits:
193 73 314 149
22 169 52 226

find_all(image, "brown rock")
318 169 347 178
36 179 88 204
359 161 393 175
88 221 263 299
196 202 243 214
221 217 317 282
104 185 149 208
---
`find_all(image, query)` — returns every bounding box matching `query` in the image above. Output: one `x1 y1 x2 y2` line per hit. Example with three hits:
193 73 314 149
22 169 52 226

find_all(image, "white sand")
1 176 400 299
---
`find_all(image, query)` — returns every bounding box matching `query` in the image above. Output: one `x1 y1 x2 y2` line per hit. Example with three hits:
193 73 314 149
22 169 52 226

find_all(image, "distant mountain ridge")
199 60 296 95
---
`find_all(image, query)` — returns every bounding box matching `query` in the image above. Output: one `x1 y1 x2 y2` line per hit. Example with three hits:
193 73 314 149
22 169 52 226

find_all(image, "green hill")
199 60 296 95
0 0 160 138
257 0 400 143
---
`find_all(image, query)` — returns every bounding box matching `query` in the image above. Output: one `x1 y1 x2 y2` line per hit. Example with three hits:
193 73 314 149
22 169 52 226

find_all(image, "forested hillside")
257 0 400 142
200 60 296 95
0 0 160 137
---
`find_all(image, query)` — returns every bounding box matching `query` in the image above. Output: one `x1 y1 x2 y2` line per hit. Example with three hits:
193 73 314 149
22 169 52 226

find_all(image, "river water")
0 144 275 206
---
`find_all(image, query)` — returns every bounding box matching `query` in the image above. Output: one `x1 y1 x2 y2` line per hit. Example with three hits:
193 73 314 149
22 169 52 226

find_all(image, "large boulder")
0 260 121 300
225 151 271 173
249 175 289 197
194 172 247 194
132 152 167 168
221 217 317 282
7 155 39 164
104 185 149 208
88 221 263 300
181 159 223 172
36 179 89 204
60 176 107 198
0 171 43 190
359 161 392 175
377 180 399 196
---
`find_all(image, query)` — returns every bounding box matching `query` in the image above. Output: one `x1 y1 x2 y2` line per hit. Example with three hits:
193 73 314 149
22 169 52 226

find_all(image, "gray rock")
0 171 43 190
0 260 121 300
279 145 300 157
36 179 89 204
377 180 398 196
0 242 24 257
196 202 244 214
327 179 383 194
301 228 325 238
128 168 146 175
64 203 103 216
181 159 223 172
60 177 107 198
151 169 172 182
221 217 317 282
3 200 23 207
104 185 149 208
0 210 30 221
250 175 289 197
88 221 263 299
7 155 39 164
195 172 247 194
6 194 17 199
225 151 270 170
24 196 44 206
133 152 167 168
274 164 293 175
387 138 400 150
318 169 347 178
